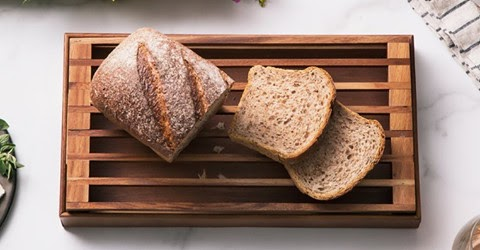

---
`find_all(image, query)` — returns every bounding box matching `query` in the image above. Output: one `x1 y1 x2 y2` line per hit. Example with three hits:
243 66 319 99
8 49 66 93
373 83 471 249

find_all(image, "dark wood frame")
60 33 420 227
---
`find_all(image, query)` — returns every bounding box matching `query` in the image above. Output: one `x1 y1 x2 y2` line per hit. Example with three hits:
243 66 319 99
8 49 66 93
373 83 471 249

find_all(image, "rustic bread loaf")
284 101 385 200
228 66 336 162
91 28 234 162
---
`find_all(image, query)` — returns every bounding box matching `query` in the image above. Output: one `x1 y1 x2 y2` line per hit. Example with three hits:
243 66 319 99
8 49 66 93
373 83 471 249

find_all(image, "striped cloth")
409 0 480 89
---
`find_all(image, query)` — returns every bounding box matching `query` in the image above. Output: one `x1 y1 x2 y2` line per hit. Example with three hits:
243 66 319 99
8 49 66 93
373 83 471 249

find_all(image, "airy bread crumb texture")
285 101 385 200
229 65 336 161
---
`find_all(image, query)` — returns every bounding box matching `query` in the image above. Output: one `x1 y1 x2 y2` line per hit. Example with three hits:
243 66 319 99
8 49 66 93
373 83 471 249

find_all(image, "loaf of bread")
91 28 234 162
284 101 385 200
228 66 336 162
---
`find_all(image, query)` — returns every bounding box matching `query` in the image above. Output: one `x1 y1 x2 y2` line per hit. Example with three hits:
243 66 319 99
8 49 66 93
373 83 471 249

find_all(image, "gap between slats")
69 58 410 67
66 201 416 214
67 153 412 162
91 44 387 50
68 177 414 187
69 81 411 90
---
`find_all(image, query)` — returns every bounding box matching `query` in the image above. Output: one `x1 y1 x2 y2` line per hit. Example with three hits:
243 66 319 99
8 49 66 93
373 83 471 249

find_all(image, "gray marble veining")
1 0 480 249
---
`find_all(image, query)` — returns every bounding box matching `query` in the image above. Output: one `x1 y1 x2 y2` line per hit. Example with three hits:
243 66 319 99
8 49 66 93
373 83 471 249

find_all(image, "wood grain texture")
68 177 414 187
59 211 420 228
66 43 91 203
60 34 70 214
66 202 415 214
60 33 419 228
388 43 416 206
68 34 411 45
67 152 412 162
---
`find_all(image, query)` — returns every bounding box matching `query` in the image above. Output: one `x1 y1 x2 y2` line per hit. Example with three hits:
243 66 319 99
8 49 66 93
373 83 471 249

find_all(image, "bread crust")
184 59 209 120
137 43 177 150
228 66 336 162
284 101 386 200
90 28 234 162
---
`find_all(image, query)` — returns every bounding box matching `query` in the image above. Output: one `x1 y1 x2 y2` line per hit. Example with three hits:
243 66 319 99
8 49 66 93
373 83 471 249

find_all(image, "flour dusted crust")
91 28 234 162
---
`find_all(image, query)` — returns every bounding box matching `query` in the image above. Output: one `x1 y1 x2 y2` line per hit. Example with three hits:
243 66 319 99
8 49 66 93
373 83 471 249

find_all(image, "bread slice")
91 28 234 162
228 66 336 162
284 101 385 200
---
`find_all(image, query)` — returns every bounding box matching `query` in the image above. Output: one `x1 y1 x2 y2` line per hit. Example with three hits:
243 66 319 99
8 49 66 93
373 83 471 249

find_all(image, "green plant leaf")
0 154 22 179
0 134 10 145
9 154 16 165
0 121 23 179
7 161 12 179
0 160 7 176
0 119 8 131
0 143 15 153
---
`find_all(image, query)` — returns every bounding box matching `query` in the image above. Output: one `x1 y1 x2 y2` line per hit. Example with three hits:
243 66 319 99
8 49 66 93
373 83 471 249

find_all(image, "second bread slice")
284 101 385 200
228 66 336 162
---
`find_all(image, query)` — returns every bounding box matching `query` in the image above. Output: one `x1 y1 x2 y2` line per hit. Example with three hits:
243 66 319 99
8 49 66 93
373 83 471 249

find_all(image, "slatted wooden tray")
60 33 420 227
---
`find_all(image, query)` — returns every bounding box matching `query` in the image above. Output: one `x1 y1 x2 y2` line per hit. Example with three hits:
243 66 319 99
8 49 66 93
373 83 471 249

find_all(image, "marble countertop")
1 0 480 249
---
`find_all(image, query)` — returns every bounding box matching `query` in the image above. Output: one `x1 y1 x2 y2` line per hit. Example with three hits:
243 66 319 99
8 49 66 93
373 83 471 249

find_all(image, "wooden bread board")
60 33 420 227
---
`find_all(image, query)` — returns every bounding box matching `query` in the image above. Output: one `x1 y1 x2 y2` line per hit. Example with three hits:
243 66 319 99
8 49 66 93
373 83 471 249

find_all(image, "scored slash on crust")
137 43 177 150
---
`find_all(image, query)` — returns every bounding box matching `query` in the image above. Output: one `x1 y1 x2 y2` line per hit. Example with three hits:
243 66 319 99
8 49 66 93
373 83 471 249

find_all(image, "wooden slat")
70 81 411 91
211 58 410 67
66 202 416 213
68 177 414 187
69 129 128 137
68 129 413 138
384 130 413 138
60 211 420 227
67 152 412 163
70 58 410 67
337 82 410 90
69 106 98 112
66 42 91 203
69 34 411 45
233 81 411 90
68 105 412 114
69 153 272 162
68 153 267 162
388 43 416 206
218 105 412 114
169 34 412 44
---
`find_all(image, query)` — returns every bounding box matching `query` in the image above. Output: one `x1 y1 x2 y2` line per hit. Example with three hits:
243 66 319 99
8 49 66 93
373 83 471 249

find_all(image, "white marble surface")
1 0 479 249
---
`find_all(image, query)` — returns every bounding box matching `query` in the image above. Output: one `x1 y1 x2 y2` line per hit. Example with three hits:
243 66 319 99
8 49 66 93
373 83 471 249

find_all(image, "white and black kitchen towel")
409 0 480 89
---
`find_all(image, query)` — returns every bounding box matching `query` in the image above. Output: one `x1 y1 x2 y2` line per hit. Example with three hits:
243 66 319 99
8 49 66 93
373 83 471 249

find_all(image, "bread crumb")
198 169 207 179
212 122 225 130
213 146 225 154
218 174 227 179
